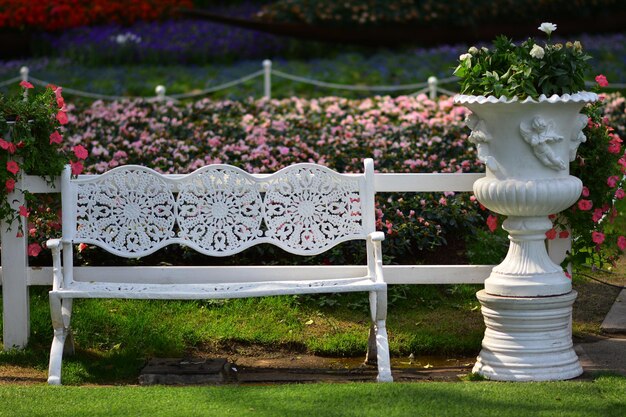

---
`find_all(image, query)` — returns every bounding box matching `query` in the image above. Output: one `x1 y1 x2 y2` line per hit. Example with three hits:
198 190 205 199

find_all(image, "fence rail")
0 171 573 349
4 62 623 103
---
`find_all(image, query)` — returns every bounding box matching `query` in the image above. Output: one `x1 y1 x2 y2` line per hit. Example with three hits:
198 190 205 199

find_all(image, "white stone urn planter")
455 92 597 381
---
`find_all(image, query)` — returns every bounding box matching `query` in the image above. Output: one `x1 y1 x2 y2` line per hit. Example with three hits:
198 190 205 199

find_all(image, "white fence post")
1 170 29 349
428 76 438 100
155 85 166 102
20 66 29 100
263 59 272 100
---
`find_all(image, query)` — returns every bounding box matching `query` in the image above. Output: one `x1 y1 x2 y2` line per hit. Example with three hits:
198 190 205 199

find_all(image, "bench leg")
48 294 74 385
368 290 393 382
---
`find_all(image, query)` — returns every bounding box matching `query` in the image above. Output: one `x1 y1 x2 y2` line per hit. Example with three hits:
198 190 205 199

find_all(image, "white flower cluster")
110 32 142 45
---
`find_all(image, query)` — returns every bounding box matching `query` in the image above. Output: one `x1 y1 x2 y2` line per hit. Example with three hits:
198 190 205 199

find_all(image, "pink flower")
558 230 570 239
56 110 68 125
608 135 623 154
607 176 620 188
577 199 592 211
0 139 16 154
18 205 28 217
616 189 625 200
565 271 572 280
595 74 609 87
73 145 88 160
6 160 19 175
5 178 15 193
618 236 626 251
27 243 42 257
70 160 84 175
49 131 62 144
545 229 557 240
592 208 604 223
592 231 605 245
19 80 34 89
581 186 590 197
78 243 88 253
486 214 498 232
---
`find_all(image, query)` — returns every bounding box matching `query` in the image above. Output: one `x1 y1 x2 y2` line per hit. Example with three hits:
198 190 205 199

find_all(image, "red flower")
545 228 557 240
19 80 34 89
592 208 604 223
73 145 88 160
592 231 605 245
558 230 570 239
6 160 19 175
486 214 498 232
608 134 623 154
5 178 15 193
565 271 572 280
618 236 626 251
595 74 609 87
616 189 625 200
18 205 29 217
577 199 592 211
607 176 620 188
70 160 84 175
49 131 63 144
56 110 68 125
27 243 42 257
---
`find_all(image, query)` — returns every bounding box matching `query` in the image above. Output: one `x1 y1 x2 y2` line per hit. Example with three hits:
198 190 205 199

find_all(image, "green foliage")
454 31 591 100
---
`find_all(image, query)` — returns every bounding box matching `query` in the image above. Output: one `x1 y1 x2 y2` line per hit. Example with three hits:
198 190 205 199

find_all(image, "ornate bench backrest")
61 161 375 257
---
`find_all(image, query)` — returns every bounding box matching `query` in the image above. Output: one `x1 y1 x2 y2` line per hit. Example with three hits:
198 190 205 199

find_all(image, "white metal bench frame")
46 159 392 384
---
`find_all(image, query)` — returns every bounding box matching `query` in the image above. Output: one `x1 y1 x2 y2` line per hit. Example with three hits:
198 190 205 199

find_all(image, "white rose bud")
468 46 478 55
538 22 557 35
530 44 545 59
459 53 472 62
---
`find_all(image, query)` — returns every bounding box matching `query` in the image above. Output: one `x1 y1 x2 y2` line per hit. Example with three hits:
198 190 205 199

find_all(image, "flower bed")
0 0 192 31
25 92 620 268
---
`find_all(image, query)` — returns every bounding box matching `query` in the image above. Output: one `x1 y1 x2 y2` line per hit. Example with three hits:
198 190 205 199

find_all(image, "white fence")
11 63 459 102
5 62 623 103
0 171 572 349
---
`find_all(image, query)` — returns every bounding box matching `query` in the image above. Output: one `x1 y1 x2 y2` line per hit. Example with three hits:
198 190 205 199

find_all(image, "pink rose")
73 145 88 160
19 80 34 89
56 111 68 125
27 243 42 257
558 230 570 239
5 178 15 193
70 161 84 175
486 214 498 232
595 74 609 87
607 176 620 188
49 131 63 144
581 186 590 197
577 199 592 211
545 229 557 240
18 205 29 217
616 189 625 200
592 208 604 223
592 231 605 245
618 236 626 251
6 160 19 175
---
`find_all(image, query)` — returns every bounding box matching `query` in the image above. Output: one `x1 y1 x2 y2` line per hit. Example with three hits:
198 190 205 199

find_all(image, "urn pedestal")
455 92 597 381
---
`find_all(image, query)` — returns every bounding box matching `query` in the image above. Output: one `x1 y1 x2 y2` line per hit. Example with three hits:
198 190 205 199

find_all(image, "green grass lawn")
0 375 624 417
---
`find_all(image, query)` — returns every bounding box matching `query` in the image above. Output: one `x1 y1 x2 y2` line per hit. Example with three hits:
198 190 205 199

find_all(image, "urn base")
472 290 582 381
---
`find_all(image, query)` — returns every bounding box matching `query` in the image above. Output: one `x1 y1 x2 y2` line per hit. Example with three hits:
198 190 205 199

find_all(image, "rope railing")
1 63 623 102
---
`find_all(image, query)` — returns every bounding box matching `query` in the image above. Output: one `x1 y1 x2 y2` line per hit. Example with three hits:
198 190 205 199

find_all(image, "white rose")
468 46 478 55
459 53 472 62
529 44 545 59
538 22 557 35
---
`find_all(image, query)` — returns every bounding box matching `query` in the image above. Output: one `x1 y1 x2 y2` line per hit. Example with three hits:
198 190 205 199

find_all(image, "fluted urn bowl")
455 92 597 297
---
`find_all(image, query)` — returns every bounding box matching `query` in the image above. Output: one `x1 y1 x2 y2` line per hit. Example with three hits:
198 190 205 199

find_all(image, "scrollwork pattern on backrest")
72 164 366 257
75 168 176 256
177 166 263 254
264 165 364 254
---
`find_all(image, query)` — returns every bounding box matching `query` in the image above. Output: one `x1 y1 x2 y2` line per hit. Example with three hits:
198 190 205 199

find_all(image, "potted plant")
0 81 87 230
451 23 615 382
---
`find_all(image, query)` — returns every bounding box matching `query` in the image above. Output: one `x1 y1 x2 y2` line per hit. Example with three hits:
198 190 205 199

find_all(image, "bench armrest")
46 239 63 250
368 232 385 242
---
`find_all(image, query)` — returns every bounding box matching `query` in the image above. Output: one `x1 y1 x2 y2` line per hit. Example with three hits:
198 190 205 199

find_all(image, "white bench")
46 159 392 384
